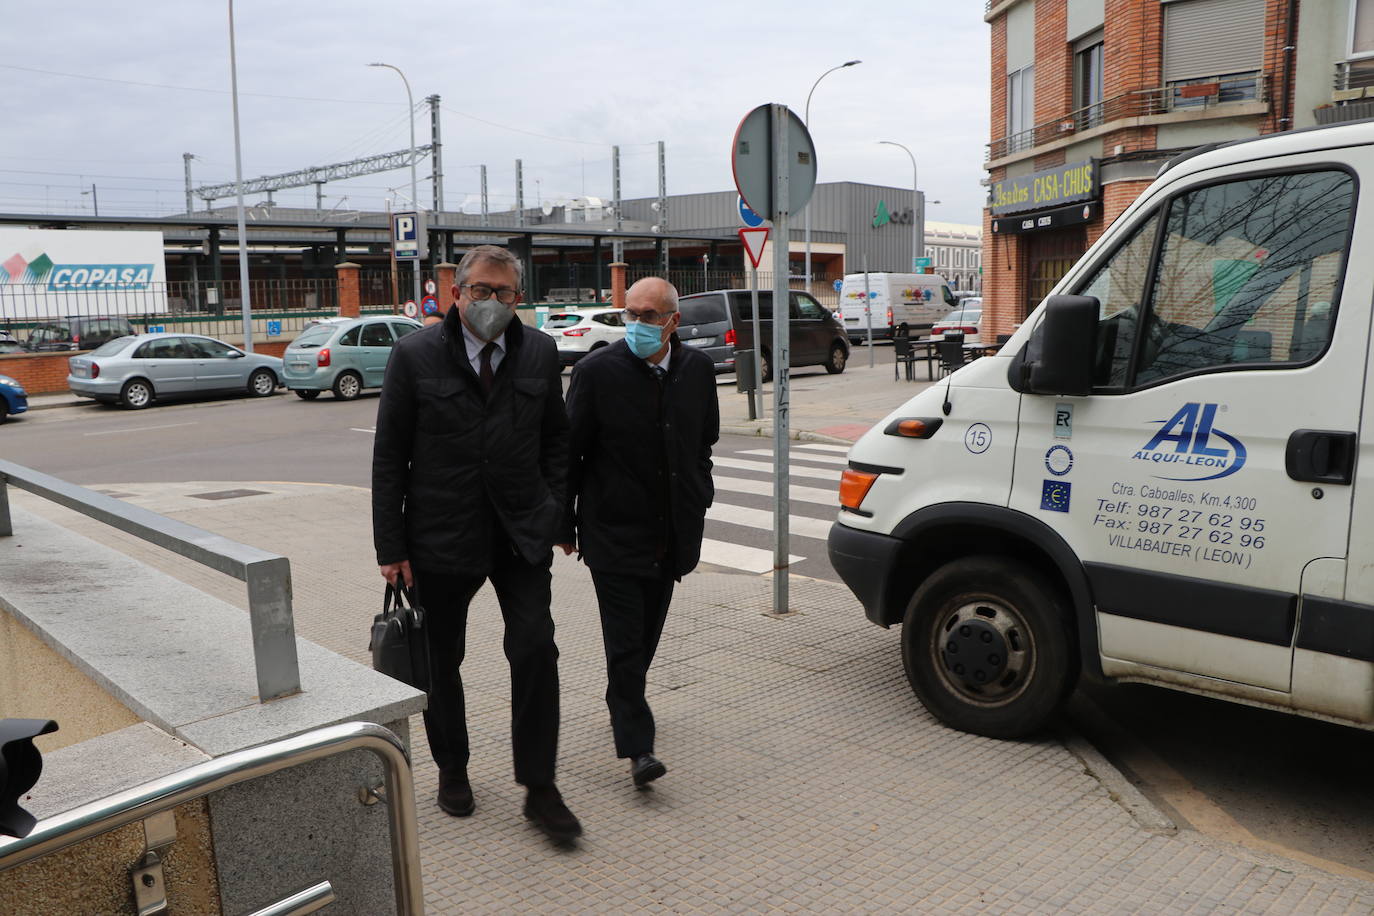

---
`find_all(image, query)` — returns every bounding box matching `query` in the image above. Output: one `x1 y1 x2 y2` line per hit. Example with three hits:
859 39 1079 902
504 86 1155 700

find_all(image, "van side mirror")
1023 295 1098 397
0 718 58 838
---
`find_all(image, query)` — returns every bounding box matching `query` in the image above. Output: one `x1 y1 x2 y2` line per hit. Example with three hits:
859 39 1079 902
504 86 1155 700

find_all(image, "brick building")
981 0 1371 339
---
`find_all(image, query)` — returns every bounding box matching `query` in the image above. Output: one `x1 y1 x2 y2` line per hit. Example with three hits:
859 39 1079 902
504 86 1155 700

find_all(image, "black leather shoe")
437 770 474 817
630 753 667 787
523 785 582 843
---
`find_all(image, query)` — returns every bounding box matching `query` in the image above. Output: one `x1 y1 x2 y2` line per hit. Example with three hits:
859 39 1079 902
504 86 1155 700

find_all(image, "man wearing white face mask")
373 245 582 844
558 276 719 788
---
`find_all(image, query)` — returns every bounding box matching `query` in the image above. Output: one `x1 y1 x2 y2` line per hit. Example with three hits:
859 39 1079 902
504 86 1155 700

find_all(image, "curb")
718 424 857 447
26 398 86 412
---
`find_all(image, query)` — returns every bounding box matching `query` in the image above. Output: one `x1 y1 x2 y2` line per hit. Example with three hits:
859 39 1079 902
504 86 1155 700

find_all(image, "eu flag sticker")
1040 480 1071 513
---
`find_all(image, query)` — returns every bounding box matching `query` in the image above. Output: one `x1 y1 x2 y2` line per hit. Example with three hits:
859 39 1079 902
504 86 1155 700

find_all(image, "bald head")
626 277 679 314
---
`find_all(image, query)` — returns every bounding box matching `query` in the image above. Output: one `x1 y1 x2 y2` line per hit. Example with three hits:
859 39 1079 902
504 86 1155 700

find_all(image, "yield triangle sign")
738 227 770 269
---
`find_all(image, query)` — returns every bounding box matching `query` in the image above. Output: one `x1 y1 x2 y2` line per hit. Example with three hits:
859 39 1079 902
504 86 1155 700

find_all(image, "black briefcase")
369 584 430 692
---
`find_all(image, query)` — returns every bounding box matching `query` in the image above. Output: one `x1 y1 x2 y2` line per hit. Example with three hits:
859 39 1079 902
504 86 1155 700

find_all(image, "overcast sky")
0 1 990 227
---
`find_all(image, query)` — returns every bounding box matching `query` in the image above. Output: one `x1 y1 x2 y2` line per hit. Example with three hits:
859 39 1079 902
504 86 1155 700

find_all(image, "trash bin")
735 349 756 392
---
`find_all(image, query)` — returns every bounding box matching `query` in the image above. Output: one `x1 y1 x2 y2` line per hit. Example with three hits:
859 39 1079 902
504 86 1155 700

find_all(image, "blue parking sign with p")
393 211 422 260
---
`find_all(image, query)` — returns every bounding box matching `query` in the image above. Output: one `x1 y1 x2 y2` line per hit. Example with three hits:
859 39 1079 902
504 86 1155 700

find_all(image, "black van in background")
677 289 849 380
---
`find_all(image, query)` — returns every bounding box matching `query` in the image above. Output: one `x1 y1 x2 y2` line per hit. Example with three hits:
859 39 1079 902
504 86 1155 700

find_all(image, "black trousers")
590 569 675 759
415 548 560 787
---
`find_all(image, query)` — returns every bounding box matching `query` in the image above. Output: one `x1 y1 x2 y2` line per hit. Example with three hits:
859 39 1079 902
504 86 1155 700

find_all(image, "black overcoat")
372 308 569 574
561 336 719 580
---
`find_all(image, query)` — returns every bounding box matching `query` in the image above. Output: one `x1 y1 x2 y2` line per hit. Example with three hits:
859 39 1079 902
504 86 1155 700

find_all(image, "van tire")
332 371 362 400
759 349 773 383
900 555 1076 738
825 343 847 374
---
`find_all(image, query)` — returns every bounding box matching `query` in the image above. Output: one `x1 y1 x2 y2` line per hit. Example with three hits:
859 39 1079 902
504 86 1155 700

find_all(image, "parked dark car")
27 316 137 352
676 289 849 380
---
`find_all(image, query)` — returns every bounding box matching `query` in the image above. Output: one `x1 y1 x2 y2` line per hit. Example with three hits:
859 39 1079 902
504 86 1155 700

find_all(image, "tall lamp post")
803 59 861 293
369 62 421 308
878 140 921 273
81 184 99 217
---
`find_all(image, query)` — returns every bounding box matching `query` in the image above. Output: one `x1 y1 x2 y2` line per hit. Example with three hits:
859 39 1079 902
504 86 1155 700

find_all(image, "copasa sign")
990 159 1098 216
0 228 167 317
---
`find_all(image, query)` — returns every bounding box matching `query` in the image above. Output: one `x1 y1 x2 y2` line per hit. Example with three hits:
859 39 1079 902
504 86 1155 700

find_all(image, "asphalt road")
7 388 1374 882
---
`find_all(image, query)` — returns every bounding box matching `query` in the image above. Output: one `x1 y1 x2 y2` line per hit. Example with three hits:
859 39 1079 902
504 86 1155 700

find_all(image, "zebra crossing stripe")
697 538 803 574
711 475 837 506
706 503 834 540
795 443 851 454
739 448 847 467
713 456 839 482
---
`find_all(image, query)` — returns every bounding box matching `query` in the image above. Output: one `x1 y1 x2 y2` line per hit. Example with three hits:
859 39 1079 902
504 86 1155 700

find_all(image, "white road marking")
83 422 197 437
739 448 847 467
795 443 852 454
697 537 803 574
713 456 840 482
350 427 376 434
706 503 834 540
711 474 837 506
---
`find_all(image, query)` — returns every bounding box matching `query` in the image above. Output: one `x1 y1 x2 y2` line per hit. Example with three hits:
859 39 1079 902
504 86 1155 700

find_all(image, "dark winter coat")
561 336 719 580
372 308 569 574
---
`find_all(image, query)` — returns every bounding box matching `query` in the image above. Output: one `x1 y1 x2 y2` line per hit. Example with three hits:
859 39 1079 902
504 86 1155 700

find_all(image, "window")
1354 0 1374 57
188 338 238 359
390 321 418 339
339 327 361 347
792 293 827 320
137 338 190 360
360 322 394 347
679 294 729 325
732 292 773 321
1007 65 1035 150
1079 213 1163 388
1074 32 1104 127
592 312 622 326
1163 0 1263 103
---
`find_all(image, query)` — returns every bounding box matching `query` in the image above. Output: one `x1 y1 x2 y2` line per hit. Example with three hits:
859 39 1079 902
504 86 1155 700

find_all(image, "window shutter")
1163 0 1265 82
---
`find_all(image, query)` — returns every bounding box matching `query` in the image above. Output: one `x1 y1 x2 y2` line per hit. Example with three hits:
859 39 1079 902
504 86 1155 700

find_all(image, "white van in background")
838 273 959 342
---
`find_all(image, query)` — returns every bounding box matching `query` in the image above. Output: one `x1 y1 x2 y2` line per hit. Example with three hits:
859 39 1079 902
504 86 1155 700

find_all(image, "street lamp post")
878 140 920 273
803 60 861 293
369 62 421 308
81 184 99 217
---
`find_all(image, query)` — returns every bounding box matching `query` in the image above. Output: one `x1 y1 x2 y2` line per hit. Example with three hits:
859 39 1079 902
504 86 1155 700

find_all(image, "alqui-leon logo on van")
1134 402 1247 482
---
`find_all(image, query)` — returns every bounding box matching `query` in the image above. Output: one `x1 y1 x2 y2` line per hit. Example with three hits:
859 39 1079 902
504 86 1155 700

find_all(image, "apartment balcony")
1316 60 1374 124
987 73 1268 166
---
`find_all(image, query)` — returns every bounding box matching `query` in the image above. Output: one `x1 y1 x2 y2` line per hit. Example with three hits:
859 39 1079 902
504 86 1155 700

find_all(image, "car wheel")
900 555 1076 738
120 378 154 410
332 371 362 400
589 341 607 351
248 368 277 397
295 389 321 401
759 349 773 383
825 343 847 374
0 400 7 425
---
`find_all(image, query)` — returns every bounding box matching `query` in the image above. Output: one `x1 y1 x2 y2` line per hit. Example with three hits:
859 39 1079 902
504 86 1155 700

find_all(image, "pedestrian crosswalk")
697 440 852 580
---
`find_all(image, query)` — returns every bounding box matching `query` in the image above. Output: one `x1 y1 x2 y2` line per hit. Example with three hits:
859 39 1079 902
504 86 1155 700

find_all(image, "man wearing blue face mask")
373 245 582 844
558 276 719 789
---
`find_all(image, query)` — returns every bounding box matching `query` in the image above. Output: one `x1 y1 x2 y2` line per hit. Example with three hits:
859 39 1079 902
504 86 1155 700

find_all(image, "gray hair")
455 245 523 289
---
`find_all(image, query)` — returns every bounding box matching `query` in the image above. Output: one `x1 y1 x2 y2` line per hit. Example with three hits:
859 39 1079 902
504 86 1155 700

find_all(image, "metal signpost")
732 103 817 617
864 257 874 367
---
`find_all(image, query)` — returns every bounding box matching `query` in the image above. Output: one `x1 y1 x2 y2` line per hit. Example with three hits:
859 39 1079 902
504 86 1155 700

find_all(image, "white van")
829 121 1374 738
838 273 959 342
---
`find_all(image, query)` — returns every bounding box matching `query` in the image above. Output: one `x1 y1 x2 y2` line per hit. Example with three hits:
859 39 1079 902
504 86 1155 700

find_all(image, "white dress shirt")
460 320 506 376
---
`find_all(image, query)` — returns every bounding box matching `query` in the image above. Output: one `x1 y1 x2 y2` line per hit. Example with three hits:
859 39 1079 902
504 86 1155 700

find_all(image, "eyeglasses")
620 308 675 326
461 284 520 305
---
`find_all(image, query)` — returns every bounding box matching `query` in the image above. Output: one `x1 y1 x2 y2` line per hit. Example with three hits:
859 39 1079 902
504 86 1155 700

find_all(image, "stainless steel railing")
0 721 424 915
0 458 300 701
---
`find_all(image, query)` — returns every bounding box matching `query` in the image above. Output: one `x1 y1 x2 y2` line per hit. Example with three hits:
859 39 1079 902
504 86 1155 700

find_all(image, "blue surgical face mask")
625 320 665 359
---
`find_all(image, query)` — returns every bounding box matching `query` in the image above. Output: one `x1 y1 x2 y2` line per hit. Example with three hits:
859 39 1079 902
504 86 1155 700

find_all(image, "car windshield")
544 314 582 329
290 325 336 348
90 337 136 356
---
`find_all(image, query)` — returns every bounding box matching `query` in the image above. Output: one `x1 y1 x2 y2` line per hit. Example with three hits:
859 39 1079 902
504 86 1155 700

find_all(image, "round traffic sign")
424 278 437 296
738 195 765 228
421 295 439 316
402 300 418 318
833 279 843 292
731 104 817 221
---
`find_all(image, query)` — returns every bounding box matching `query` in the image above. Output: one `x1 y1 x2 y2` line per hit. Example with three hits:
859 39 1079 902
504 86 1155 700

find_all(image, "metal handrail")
0 459 300 701
0 721 424 915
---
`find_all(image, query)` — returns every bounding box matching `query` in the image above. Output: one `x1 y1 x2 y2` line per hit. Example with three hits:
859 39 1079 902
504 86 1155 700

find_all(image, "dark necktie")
652 364 667 382
479 341 496 394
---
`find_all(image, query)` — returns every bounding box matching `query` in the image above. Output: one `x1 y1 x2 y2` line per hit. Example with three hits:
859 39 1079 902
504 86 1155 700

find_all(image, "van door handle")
1285 429 1357 485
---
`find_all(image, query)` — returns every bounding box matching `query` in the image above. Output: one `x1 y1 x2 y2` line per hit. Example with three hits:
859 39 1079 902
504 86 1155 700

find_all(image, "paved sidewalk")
17 481 1374 914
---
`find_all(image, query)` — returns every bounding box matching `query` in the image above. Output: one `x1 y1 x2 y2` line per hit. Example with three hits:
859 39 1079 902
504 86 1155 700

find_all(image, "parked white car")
542 307 626 366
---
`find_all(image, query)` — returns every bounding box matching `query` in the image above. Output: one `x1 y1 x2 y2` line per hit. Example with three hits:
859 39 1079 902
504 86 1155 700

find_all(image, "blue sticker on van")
1041 480 1071 512
1045 444 1073 476
1134 403 1247 482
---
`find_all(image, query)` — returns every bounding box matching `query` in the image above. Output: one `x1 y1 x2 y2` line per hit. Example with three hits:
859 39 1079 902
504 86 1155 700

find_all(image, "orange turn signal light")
883 416 943 439
839 468 879 511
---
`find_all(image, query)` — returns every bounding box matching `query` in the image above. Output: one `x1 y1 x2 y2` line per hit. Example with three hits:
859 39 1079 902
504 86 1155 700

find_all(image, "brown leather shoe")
523 785 582 843
437 770 474 817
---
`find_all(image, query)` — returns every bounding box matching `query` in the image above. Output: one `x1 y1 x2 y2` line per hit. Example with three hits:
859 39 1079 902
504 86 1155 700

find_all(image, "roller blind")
1162 0 1265 82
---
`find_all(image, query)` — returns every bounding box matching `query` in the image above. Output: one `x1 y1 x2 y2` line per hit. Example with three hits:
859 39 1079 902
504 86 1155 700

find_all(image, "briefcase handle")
383 582 424 630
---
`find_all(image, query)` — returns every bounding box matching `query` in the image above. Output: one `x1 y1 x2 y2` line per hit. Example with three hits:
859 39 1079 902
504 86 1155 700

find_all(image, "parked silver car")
67 333 284 409
280 316 422 400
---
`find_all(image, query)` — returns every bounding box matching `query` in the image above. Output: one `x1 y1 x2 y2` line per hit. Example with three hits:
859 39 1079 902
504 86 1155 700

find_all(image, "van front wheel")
900 555 1076 738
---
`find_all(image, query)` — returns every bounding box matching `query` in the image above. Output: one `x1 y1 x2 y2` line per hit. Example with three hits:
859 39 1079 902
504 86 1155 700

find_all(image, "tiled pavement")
17 483 1374 914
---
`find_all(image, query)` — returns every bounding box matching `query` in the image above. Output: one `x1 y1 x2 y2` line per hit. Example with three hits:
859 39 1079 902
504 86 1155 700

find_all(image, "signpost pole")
864 256 873 367
770 103 792 618
750 264 763 422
